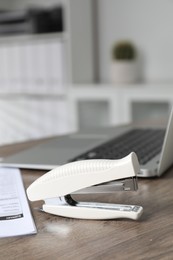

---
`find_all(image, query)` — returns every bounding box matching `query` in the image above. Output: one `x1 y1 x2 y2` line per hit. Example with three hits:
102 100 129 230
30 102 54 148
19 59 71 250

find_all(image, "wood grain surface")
0 139 173 260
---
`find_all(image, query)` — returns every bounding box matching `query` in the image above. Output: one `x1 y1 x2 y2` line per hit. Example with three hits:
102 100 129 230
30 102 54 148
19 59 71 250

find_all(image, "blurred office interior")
0 0 172 145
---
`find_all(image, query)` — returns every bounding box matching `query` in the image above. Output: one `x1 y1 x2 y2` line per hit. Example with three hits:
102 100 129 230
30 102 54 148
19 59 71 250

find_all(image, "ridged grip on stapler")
27 152 139 201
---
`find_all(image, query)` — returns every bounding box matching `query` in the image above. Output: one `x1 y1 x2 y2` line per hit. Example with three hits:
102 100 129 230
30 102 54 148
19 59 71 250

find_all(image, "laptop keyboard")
69 129 165 165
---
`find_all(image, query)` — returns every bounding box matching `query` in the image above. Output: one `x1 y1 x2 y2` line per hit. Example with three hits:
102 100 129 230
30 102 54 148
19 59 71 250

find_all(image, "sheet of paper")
0 167 37 237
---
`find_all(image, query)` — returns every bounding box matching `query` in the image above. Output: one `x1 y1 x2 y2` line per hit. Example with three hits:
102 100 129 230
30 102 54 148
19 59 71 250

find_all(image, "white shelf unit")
0 33 67 94
0 93 69 145
68 83 173 130
0 33 71 146
0 0 95 145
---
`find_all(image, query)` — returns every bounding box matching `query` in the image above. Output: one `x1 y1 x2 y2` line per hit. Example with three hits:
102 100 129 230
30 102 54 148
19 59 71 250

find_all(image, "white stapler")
27 152 143 220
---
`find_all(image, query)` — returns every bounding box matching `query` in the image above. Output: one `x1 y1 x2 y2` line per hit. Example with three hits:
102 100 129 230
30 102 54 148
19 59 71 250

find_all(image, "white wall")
68 0 95 83
98 0 173 83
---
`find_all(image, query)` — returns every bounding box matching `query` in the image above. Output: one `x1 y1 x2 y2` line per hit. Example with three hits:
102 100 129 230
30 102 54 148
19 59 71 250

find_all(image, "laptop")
1 108 173 178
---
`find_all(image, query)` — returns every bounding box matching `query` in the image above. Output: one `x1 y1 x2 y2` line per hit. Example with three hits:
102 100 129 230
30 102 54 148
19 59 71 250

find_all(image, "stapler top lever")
27 152 143 220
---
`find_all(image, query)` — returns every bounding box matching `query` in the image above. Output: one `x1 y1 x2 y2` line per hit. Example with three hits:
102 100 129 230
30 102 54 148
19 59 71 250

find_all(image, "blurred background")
0 0 172 145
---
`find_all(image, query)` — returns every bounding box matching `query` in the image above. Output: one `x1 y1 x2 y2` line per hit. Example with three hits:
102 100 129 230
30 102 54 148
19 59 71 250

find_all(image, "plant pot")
110 60 138 84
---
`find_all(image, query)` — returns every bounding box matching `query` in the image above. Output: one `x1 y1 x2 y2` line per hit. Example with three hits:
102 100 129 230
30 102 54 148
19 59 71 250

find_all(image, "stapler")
27 152 143 220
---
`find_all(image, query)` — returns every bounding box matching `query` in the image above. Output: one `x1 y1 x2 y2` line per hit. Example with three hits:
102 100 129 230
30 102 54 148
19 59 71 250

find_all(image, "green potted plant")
110 40 138 84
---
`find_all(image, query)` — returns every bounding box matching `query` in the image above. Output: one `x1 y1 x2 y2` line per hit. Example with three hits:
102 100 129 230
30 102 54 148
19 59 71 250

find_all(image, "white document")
0 168 37 237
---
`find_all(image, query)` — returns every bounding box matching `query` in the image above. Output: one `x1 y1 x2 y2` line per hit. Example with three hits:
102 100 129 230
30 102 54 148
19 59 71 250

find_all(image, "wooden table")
0 138 173 260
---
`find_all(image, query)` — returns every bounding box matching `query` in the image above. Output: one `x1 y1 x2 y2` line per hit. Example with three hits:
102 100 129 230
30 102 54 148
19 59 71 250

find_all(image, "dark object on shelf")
29 6 63 34
0 9 29 35
0 6 64 36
